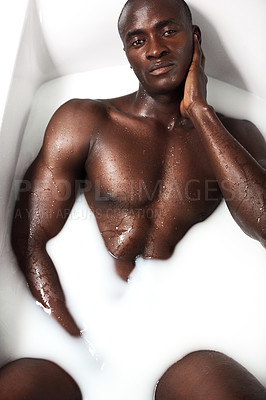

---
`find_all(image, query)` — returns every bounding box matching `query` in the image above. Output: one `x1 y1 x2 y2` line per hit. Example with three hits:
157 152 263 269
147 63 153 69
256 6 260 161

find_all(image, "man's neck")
130 85 185 130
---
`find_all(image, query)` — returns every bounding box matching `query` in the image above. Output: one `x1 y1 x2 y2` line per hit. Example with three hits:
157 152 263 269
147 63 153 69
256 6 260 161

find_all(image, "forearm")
11 207 81 337
188 103 266 245
15 239 65 308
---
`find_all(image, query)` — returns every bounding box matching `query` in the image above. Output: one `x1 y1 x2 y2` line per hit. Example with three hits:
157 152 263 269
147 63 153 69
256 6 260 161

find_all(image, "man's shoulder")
42 99 110 156
217 112 266 166
57 96 135 125
45 98 111 141
217 113 263 145
57 98 109 123
43 95 135 151
218 112 255 134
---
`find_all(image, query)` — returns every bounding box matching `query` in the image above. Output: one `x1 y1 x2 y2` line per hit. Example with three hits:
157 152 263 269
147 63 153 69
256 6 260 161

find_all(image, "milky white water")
1 66 266 399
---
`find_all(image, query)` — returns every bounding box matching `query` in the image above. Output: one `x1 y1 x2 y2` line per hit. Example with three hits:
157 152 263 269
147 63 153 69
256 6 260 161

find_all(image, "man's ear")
192 25 202 44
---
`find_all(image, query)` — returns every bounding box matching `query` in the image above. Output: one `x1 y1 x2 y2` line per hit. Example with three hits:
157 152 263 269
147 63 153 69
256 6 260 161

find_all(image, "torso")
84 98 221 262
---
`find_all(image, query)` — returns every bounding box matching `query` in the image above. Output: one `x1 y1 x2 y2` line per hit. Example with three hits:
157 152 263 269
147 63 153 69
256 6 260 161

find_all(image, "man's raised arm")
11 99 93 336
181 34 266 247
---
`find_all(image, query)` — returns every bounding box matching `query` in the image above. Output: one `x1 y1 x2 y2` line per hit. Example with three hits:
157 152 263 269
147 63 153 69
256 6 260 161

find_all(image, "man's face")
119 0 193 95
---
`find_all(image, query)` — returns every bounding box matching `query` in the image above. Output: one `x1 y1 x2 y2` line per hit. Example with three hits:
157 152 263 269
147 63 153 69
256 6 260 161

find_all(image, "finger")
192 34 201 63
193 34 205 69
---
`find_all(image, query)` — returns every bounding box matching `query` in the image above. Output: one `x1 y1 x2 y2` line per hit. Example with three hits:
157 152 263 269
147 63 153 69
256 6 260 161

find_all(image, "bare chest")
84 119 221 261
85 121 219 212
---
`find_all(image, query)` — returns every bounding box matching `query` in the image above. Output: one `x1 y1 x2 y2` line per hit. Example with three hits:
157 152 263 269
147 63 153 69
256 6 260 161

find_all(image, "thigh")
0 358 82 400
155 350 266 400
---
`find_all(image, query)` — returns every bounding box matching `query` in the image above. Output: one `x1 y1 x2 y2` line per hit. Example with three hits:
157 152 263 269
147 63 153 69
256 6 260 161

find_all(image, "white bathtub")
0 1 266 399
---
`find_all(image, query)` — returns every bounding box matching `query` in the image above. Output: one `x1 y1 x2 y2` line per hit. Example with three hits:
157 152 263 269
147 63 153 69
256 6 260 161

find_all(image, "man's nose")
146 38 169 59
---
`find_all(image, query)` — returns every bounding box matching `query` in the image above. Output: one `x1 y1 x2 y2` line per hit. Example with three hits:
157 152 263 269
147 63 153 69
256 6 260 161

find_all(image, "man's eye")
131 39 144 47
163 30 177 36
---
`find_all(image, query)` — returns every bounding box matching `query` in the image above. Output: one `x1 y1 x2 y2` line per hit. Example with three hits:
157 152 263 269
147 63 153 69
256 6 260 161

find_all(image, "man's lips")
149 62 175 76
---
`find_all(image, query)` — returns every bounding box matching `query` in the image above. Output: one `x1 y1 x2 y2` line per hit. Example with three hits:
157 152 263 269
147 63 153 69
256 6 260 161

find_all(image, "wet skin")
154 350 266 400
1 351 266 400
11 0 266 336
85 97 221 267
0 358 82 400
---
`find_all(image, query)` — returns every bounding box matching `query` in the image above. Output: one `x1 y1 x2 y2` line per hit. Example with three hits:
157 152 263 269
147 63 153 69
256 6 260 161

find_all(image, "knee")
155 350 266 400
0 358 82 400
154 350 211 400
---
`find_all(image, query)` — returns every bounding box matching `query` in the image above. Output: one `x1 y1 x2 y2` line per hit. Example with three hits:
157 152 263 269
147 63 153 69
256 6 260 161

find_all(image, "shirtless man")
10 0 266 397
12 0 266 335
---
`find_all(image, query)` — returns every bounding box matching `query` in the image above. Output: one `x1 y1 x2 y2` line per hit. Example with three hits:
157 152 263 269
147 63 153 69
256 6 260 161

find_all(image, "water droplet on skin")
46 165 61 194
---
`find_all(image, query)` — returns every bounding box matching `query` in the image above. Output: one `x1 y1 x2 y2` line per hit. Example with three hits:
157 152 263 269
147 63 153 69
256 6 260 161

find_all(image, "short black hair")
118 0 192 36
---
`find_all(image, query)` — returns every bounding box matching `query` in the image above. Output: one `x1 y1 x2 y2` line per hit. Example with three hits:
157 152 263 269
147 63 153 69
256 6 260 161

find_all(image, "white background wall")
0 0 28 123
